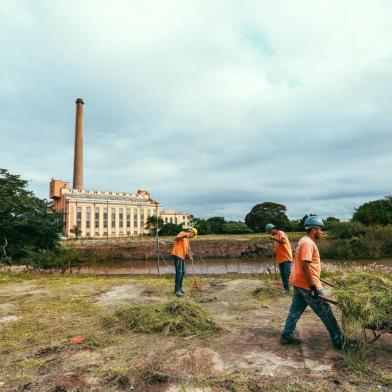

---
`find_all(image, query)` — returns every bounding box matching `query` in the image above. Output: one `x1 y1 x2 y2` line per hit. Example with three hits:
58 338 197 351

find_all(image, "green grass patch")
103 300 219 337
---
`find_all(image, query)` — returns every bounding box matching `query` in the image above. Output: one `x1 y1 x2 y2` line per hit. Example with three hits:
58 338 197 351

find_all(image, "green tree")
70 225 82 239
352 196 392 225
222 221 253 234
145 215 164 236
0 168 62 262
245 202 289 232
159 223 184 236
326 216 340 223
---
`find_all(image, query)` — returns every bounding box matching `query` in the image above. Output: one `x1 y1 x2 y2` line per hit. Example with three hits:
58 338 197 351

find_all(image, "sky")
1 1 392 221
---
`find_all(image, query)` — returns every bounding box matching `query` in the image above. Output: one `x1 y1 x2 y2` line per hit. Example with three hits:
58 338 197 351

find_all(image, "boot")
280 334 302 345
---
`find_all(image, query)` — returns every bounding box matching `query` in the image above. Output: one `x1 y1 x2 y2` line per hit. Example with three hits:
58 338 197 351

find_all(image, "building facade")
161 209 190 227
50 179 191 238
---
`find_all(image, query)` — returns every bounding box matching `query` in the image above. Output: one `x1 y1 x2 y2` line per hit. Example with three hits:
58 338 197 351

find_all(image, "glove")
309 285 319 299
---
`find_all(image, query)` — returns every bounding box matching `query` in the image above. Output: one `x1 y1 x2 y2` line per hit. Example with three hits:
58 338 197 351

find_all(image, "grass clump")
333 272 392 337
103 300 219 337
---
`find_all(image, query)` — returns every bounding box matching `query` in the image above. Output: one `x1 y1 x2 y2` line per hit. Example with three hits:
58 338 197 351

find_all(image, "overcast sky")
1 1 391 221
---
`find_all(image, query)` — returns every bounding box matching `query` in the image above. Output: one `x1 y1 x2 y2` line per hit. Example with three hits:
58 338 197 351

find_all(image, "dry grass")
103 299 220 337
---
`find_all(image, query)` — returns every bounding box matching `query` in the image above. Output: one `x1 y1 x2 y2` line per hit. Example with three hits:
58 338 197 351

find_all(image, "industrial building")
50 99 191 238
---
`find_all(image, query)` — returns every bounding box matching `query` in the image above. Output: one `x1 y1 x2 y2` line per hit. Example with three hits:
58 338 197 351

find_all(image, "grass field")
0 270 391 391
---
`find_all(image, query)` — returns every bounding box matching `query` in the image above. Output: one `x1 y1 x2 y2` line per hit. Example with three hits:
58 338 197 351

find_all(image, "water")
75 257 392 275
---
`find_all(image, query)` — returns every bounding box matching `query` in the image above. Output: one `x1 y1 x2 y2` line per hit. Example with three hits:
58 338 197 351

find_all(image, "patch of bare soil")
96 282 162 307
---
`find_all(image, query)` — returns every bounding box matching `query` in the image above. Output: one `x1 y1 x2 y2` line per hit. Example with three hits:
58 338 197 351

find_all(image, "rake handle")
319 294 338 305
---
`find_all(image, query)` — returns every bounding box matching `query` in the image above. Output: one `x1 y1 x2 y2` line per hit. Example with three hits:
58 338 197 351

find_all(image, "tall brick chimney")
73 98 84 190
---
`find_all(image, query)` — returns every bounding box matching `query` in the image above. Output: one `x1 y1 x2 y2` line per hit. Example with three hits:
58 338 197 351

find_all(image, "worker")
171 228 198 297
280 216 345 349
265 223 293 294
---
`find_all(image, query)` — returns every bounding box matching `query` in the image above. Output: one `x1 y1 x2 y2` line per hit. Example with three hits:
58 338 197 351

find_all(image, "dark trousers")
173 256 185 292
278 261 291 290
282 287 343 347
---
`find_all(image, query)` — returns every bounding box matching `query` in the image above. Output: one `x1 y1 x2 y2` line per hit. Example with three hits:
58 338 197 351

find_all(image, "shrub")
328 222 366 239
19 247 81 269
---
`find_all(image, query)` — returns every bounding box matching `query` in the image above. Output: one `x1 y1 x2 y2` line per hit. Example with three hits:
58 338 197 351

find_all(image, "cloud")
1 1 392 221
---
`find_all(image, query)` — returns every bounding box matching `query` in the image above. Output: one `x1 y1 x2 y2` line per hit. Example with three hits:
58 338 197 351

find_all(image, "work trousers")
278 261 291 290
173 256 185 292
282 287 343 347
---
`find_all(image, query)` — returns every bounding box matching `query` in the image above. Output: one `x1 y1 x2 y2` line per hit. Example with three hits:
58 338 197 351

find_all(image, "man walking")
280 216 345 349
171 228 197 297
265 223 292 294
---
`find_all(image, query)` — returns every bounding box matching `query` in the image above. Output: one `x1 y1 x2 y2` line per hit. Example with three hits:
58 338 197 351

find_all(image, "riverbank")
64 233 392 262
0 269 391 391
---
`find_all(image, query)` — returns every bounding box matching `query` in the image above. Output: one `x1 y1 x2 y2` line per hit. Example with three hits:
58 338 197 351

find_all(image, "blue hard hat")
304 216 324 230
265 223 275 233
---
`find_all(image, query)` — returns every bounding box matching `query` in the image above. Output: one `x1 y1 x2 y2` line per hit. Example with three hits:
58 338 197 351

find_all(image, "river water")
76 257 392 275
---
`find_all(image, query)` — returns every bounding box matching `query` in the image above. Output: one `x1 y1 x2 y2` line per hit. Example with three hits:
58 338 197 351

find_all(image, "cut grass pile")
103 299 219 337
333 272 392 337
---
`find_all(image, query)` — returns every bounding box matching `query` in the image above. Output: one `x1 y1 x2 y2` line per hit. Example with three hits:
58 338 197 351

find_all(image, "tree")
70 225 82 239
245 202 289 232
159 223 184 236
0 168 62 262
352 196 392 225
326 216 340 223
222 221 253 234
145 215 164 236
205 217 225 234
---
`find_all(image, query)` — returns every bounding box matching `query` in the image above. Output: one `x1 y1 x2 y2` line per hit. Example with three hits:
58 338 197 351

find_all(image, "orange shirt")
289 236 322 290
273 230 293 263
171 231 189 260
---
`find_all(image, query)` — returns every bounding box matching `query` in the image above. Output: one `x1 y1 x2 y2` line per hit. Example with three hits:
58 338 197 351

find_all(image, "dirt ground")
0 272 391 392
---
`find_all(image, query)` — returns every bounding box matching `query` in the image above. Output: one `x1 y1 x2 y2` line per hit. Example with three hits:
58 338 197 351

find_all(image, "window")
95 207 100 228
165 217 168 224
103 208 108 228
119 208 123 227
77 207 82 228
126 208 131 228
134 211 138 228
175 217 178 224
86 207 91 228
140 210 145 229
169 217 173 223
111 208 116 228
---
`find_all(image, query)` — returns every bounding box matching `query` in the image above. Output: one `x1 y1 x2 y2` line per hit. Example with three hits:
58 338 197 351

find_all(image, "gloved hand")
309 285 319 299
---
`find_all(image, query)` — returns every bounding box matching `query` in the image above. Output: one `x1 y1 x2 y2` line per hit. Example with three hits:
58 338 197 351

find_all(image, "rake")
187 239 203 291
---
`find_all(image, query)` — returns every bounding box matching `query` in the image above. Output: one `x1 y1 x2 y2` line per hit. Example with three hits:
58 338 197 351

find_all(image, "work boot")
280 334 302 345
175 290 183 297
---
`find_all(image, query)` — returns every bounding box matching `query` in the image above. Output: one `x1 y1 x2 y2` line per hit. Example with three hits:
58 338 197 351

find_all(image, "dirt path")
0 274 391 391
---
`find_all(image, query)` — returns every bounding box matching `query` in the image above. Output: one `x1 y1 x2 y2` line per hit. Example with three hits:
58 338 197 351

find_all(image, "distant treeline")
1 166 392 269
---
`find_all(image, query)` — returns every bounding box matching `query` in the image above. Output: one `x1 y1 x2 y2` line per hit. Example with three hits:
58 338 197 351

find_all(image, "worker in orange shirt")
171 228 198 297
265 223 292 294
280 216 345 349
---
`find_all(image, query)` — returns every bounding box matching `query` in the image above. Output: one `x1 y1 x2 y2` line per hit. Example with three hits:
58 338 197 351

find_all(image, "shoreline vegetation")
1 232 392 271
